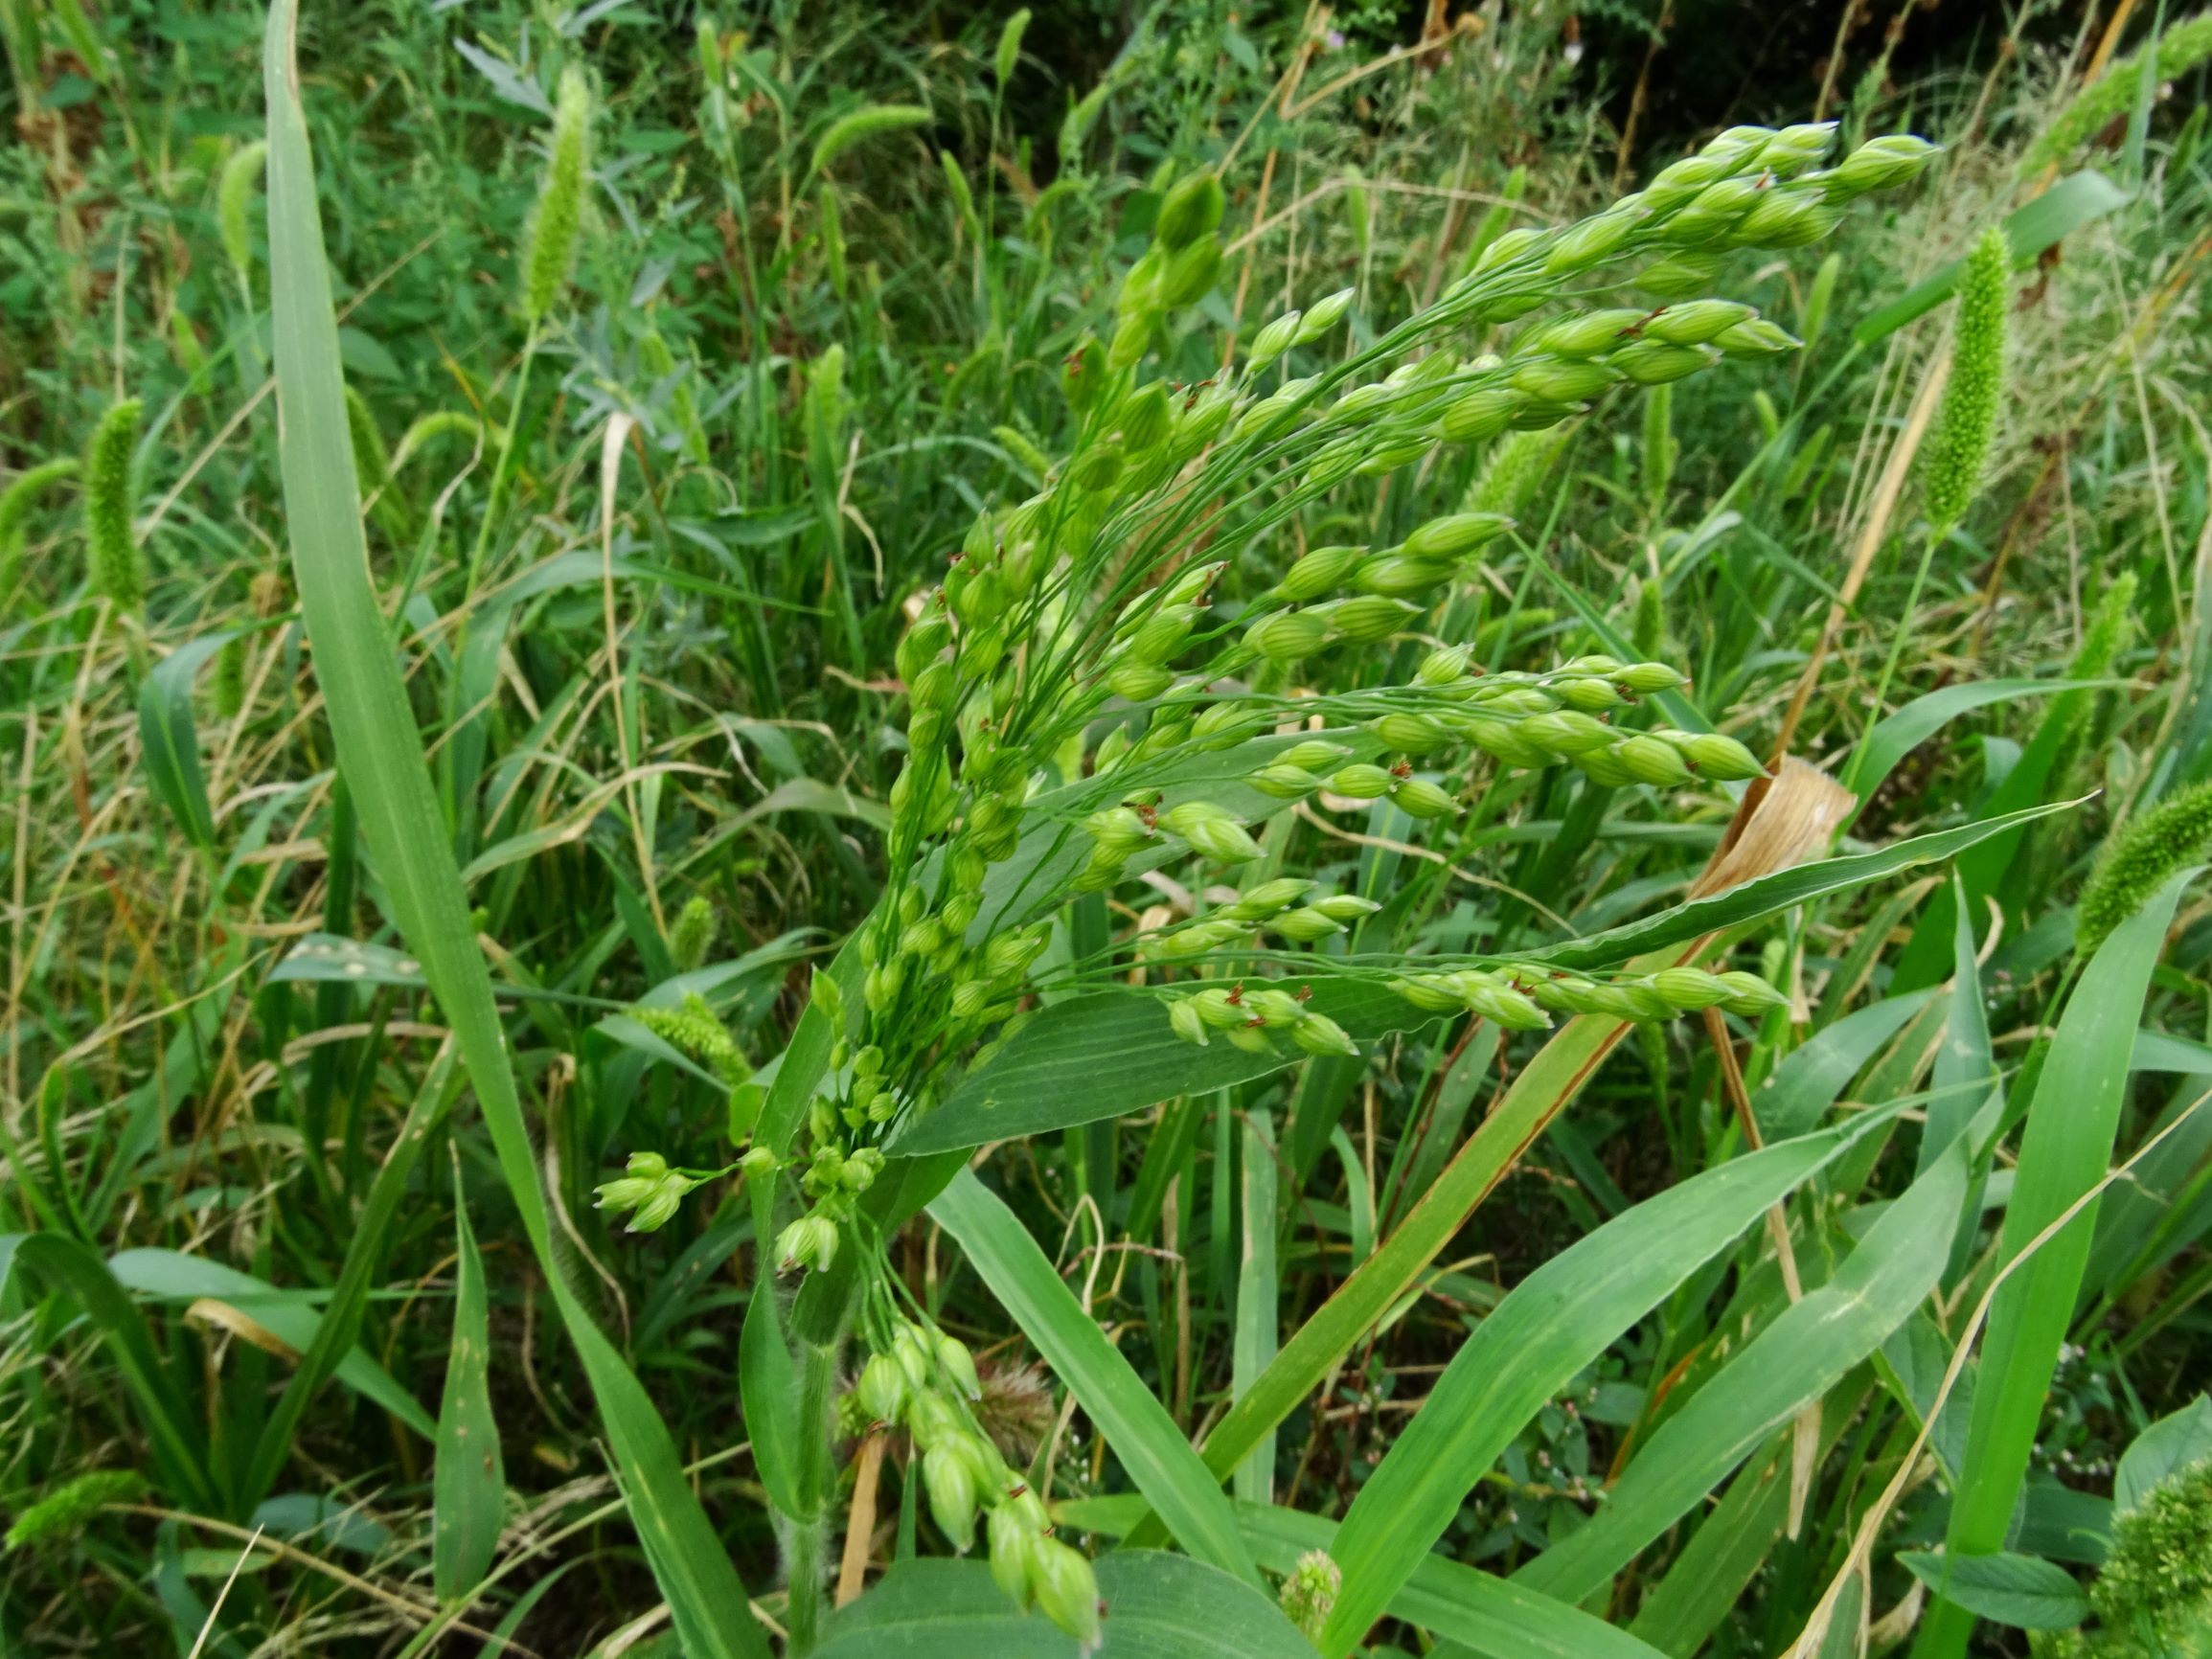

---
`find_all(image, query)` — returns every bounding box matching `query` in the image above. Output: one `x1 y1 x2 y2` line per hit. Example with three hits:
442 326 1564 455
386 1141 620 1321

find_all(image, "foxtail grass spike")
1921 225 2009 537
669 896 718 972
217 139 268 288
3 1470 143 1552
2076 782 2212 954
0 457 79 592
521 67 593 326
2020 14 2212 175
993 8 1030 83
83 398 145 620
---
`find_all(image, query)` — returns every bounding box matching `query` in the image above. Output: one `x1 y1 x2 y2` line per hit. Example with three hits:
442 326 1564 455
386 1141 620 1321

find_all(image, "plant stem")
785 1332 843 1655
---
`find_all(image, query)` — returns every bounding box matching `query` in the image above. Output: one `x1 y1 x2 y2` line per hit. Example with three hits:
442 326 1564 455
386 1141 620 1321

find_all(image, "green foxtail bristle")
83 398 145 619
217 139 268 288
4 1470 143 1552
2077 780 2212 953
669 896 718 973
521 67 593 325
2021 14 2212 175
1921 225 2009 536
1466 424 1573 521
0 458 79 596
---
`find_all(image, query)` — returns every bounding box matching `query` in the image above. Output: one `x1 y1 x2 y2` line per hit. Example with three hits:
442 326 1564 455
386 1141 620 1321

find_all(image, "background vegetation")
2 1 2209 1655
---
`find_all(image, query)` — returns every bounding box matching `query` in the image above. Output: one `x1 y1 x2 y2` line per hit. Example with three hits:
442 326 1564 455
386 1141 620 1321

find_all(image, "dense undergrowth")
3 2 2212 1656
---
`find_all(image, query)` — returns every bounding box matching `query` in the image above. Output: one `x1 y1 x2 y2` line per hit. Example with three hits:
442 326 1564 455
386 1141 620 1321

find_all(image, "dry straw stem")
1780 1081 2212 1657
836 1430 888 1605
116 1507 536 1654
1768 353 1949 766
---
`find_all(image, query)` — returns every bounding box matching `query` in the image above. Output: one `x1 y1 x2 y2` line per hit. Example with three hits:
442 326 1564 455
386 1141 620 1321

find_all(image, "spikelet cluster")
4 1469 143 1551
1921 226 2010 537
0 458 79 594
2095 1456 2212 1646
669 896 718 972
1279 1550 1342 1641
2037 1456 2212 1656
83 398 145 619
520 67 593 326
628 991 751 1086
217 139 268 288
2020 14 2212 175
854 1324 1102 1647
2077 782 2212 953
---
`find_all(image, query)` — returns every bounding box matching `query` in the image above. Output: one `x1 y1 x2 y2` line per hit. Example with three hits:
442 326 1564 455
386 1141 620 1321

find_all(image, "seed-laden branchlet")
520 67 593 327
83 398 145 622
2076 781 2212 954
1921 225 2010 537
584 121 1938 1644
2035 1454 2212 1657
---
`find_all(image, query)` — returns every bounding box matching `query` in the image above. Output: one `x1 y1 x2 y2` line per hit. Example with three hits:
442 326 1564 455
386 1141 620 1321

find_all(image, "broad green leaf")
897 979 1425 1154
243 1052 466 1505
1855 171 2132 342
906 806 2074 1154
1899 1551 2088 1629
433 1165 503 1601
1514 1139 1967 1602
2131 1031 2212 1074
0 1234 217 1512
1756 989 1941 1141
1848 679 2119 807
1315 1114 1889 1653
1518 799 2081 971
2113 1395 2212 1515
1125 941 1706 1554
262 7 767 1649
740 1173 807 1519
816 1552 1311 1657
108 1248 436 1441
926 1170 1262 1586
1062 1496 1673 1659
1918 866 2199 1655
139 631 238 852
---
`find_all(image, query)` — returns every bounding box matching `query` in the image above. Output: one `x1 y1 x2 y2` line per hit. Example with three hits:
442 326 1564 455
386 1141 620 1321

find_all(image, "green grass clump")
4 6 2211 1656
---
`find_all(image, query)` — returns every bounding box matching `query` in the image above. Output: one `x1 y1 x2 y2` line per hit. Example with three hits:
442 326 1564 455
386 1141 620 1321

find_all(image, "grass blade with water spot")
433 1160 503 1601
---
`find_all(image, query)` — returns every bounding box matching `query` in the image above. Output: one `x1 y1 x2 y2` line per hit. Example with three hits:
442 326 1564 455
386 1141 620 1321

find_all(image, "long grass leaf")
926 1169 1262 1586
1315 1114 1888 1652
262 8 766 1649
1912 865 2200 1656
433 1161 504 1601
1514 1138 1968 1603
0 1234 217 1511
